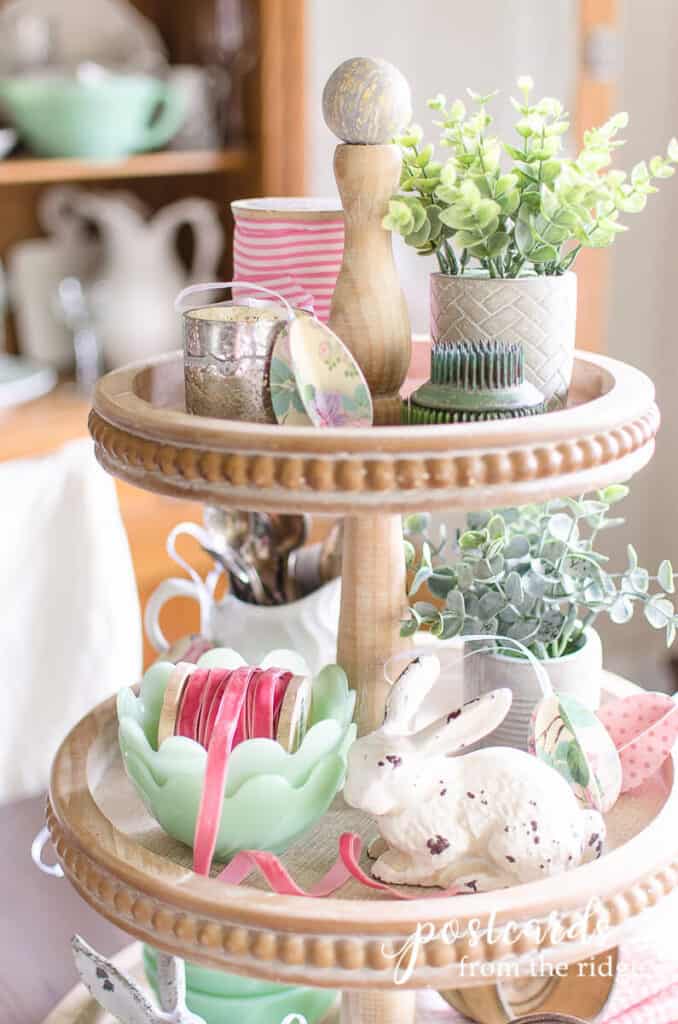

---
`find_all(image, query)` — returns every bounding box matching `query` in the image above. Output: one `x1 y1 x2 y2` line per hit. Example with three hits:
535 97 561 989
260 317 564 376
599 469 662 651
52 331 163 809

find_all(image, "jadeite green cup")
0 74 186 158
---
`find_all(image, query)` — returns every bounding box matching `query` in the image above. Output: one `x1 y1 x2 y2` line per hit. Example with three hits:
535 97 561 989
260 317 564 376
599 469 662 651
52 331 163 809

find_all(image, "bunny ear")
155 953 186 1014
412 688 513 755
384 655 440 733
72 935 159 1024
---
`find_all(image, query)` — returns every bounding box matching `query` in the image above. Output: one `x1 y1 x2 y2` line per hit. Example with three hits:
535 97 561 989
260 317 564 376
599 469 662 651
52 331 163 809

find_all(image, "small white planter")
430 271 577 407
464 628 603 751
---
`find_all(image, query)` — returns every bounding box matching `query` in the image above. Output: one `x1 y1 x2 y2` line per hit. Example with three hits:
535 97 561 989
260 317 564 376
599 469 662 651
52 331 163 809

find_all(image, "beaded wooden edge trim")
46 799 678 989
88 406 659 513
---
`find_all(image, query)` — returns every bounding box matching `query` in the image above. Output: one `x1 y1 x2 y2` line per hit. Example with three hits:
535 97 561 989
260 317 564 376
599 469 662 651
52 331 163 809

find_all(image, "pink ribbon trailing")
216 832 468 900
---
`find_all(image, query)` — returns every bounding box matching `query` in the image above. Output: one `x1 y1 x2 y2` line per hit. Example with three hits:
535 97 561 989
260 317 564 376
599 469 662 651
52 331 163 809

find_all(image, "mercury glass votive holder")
183 301 306 423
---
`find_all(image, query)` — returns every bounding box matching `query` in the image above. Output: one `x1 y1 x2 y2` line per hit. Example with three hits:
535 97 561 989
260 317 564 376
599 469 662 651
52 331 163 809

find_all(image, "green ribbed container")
404 339 547 424
402 403 546 424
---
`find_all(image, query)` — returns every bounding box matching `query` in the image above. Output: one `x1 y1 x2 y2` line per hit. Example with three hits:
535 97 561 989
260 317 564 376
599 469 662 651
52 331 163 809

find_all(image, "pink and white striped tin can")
231 197 344 323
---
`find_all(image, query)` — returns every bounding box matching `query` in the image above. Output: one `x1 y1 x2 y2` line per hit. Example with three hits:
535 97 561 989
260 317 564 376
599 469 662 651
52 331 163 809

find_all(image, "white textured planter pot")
430 271 577 407
464 628 603 751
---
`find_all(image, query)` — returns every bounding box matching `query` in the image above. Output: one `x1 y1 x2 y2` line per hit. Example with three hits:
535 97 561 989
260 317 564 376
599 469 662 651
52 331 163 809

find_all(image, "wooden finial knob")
322 57 412 145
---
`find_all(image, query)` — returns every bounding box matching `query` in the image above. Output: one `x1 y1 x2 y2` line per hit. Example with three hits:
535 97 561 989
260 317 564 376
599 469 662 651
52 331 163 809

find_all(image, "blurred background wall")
602 0 678 664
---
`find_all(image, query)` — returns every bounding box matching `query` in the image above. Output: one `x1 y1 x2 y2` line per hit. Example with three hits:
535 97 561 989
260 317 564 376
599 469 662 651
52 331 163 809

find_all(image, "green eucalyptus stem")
555 511 580 577
403 485 678 657
556 613 579 656
444 237 459 275
580 608 598 631
509 256 525 278
384 79 678 279
558 243 582 272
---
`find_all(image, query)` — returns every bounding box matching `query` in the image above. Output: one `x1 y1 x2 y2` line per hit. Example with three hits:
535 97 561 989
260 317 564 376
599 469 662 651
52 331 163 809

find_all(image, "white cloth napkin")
0 439 141 802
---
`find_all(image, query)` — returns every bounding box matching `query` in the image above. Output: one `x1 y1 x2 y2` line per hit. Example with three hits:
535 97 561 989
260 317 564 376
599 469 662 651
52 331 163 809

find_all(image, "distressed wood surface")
0 149 248 187
341 990 416 1024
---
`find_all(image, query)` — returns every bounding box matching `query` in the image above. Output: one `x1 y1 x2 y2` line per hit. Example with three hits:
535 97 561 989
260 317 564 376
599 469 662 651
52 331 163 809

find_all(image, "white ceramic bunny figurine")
343 655 605 892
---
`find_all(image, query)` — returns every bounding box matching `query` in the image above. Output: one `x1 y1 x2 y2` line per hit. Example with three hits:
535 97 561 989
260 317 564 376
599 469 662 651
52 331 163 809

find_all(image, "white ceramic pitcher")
145 521 340 676
73 193 223 367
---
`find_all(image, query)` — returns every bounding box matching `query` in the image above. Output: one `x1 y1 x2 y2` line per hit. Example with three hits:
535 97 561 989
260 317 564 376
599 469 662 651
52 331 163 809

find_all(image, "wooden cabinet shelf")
0 0 306 656
0 147 250 186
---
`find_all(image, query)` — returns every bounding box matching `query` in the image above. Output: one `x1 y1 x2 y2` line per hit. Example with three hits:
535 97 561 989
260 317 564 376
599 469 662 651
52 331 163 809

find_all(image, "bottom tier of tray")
47 671 678 995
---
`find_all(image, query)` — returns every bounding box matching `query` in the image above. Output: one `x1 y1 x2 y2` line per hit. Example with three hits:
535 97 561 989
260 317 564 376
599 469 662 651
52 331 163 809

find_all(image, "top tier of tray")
89 348 659 515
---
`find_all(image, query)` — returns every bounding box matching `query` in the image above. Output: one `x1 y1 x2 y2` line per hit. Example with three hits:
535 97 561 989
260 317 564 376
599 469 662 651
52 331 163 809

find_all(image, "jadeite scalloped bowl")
117 648 356 862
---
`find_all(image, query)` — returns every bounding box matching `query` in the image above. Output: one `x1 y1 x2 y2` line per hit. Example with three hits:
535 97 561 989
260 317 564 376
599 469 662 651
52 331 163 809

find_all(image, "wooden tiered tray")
62 345 672 1023
90 349 658 515
47 673 678 1022
89 347 660 736
38 38 674 1018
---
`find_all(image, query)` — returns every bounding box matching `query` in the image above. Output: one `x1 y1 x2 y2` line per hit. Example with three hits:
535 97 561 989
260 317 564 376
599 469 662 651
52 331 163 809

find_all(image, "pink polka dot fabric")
597 692 678 792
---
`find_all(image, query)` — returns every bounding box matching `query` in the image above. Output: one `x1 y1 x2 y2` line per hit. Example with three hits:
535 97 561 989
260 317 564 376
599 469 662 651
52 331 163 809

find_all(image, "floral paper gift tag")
270 315 373 428
530 693 622 813
269 328 311 426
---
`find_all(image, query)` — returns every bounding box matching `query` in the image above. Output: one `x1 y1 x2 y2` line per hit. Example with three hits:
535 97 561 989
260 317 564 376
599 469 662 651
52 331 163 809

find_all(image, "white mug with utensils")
145 521 340 675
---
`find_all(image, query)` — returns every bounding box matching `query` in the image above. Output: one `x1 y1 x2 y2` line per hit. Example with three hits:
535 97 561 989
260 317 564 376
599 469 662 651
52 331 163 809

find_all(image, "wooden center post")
341 989 417 1024
337 514 410 735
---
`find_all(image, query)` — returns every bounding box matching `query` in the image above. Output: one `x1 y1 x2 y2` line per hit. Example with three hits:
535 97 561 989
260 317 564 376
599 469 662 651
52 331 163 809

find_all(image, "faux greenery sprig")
383 76 678 278
403 485 678 657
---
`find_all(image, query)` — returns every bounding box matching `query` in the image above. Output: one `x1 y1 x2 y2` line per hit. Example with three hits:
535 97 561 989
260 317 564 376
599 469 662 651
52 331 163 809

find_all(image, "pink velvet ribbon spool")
232 197 345 323
169 663 295 875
